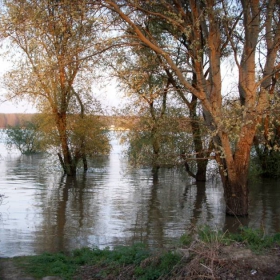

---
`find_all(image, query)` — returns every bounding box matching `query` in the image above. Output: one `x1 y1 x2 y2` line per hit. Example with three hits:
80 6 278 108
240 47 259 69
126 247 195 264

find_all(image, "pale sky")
0 99 37 113
0 56 122 114
0 53 32 113
0 86 122 114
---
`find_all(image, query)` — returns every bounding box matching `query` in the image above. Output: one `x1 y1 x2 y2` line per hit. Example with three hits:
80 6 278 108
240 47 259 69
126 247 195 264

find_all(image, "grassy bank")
3 227 280 280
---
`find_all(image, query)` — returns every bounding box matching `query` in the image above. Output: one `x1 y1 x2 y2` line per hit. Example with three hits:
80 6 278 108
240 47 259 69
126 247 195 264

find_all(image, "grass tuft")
230 227 276 252
197 225 232 245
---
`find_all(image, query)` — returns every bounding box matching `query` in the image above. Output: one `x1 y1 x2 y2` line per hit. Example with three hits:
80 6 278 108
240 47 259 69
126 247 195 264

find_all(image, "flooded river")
0 133 280 257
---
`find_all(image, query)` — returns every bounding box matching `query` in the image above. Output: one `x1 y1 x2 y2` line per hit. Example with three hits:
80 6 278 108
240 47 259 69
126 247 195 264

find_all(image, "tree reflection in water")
0 137 280 258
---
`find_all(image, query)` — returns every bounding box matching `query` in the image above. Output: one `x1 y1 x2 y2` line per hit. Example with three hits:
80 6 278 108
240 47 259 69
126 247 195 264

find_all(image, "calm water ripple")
0 133 280 257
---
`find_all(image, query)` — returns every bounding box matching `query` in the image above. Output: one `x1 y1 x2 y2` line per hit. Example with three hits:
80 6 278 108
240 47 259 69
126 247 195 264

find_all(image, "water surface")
0 134 279 257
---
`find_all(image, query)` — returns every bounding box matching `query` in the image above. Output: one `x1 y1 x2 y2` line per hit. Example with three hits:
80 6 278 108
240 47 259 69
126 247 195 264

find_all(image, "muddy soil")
0 259 35 280
0 259 61 280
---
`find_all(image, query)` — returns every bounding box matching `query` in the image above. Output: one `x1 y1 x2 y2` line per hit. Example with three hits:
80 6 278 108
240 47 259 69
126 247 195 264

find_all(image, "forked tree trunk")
183 157 208 182
60 141 77 176
56 112 77 176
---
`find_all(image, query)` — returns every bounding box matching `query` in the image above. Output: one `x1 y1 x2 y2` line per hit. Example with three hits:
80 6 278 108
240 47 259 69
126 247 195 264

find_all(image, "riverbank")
1 227 280 280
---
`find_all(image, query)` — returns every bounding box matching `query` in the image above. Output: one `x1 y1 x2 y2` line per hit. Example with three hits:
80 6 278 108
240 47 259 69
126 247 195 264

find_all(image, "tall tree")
103 0 280 215
109 43 181 177
107 7 211 182
0 0 110 175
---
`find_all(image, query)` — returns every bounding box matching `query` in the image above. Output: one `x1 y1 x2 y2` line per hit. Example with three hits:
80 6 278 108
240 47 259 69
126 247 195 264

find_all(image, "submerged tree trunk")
189 95 208 182
223 176 249 216
166 70 209 182
55 112 77 176
218 123 255 216
220 149 250 216
151 126 160 177
195 160 208 182
72 87 88 173
60 137 77 176
149 89 168 177
183 157 208 182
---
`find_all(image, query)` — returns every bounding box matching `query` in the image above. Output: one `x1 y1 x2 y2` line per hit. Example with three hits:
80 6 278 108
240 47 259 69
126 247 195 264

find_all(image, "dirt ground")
0 243 280 280
210 244 280 280
0 259 36 280
0 260 61 280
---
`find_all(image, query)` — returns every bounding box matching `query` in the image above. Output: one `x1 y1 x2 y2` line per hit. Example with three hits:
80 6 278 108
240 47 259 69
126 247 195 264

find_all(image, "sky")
0 100 36 114
0 56 122 114
0 86 122 114
0 55 34 113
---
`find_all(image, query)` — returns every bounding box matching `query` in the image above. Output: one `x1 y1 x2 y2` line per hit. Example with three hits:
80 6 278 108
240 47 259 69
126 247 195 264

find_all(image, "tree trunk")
56 112 77 176
223 175 249 216
167 71 209 182
150 101 161 177
151 138 160 177
62 150 77 176
217 151 249 216
83 155 88 172
60 132 76 176
219 127 254 216
195 160 208 182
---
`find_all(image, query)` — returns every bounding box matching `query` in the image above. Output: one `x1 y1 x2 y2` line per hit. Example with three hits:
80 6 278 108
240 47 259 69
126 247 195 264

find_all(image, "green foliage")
123 108 195 170
106 243 150 265
134 251 181 280
249 153 263 180
252 95 280 178
67 114 111 159
273 233 280 244
178 233 192 246
197 226 231 245
71 247 106 265
195 226 280 253
5 121 44 154
230 227 276 252
36 112 110 168
251 146 280 178
15 252 77 280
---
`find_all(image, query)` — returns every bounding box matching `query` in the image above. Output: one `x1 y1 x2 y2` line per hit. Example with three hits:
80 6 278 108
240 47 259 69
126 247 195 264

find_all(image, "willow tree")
108 43 184 176
103 0 280 215
105 7 211 182
0 0 110 175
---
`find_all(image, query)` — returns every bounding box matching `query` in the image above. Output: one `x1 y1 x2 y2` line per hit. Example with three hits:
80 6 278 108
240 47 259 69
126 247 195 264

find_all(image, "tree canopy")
0 0 111 175
101 0 280 215
0 0 280 216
